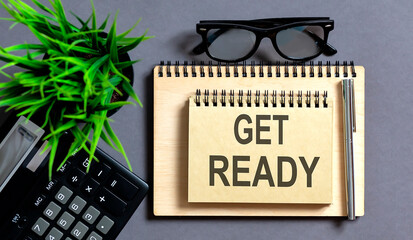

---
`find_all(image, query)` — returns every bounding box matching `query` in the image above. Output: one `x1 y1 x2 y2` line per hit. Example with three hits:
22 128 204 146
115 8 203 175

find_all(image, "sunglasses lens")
275 25 324 59
206 28 256 61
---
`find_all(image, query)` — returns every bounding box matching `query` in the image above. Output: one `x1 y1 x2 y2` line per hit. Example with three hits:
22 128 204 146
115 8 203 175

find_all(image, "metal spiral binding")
315 91 320 108
267 62 272 77
242 61 247 77
221 90 226 106
306 91 311 107
217 62 222 77
326 61 331 77
350 61 356 77
229 90 235 107
247 90 252 107
284 62 289 77
192 61 196 77
318 61 323 77
263 90 269 107
335 61 340 77
272 90 277 107
309 61 314 77
200 61 205 77
175 61 180 77
212 89 218 106
208 61 213 77
276 61 281 77
255 90 260 107
298 91 303 107
204 89 209 106
166 61 171 77
159 61 356 79
193 89 329 109
159 61 164 77
234 62 239 77
238 90 243 107
343 61 348 77
251 61 255 77
301 62 306 77
293 63 297 77
195 89 201 106
289 90 294 107
280 90 286 107
183 61 188 77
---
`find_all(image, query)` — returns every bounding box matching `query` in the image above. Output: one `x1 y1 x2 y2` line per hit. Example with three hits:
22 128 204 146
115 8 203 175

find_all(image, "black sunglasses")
193 17 337 62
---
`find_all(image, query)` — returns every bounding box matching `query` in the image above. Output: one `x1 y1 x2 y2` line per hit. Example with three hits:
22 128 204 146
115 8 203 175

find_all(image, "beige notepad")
153 61 365 216
188 92 333 203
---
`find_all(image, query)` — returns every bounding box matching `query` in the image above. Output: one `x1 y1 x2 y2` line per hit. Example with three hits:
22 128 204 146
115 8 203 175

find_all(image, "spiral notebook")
154 61 365 216
188 90 333 204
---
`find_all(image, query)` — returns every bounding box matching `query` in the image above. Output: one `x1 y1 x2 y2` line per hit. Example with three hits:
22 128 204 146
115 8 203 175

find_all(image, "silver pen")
342 79 356 220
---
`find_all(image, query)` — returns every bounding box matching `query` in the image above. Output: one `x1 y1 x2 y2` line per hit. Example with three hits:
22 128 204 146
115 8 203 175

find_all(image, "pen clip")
350 79 356 132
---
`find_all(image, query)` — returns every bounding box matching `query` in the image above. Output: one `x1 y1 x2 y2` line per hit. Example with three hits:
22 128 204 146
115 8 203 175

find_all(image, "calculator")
0 110 149 240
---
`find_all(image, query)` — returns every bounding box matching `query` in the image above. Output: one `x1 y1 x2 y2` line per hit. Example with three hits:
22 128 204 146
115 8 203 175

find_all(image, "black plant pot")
107 52 134 117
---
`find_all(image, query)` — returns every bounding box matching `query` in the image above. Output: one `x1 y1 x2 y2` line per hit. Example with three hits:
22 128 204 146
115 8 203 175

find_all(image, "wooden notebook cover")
153 64 365 216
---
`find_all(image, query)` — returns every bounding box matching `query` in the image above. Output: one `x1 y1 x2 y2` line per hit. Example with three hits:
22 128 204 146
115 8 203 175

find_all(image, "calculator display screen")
0 117 44 191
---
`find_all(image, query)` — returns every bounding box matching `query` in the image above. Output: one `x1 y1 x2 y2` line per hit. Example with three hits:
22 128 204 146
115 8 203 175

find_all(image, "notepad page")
188 92 333 203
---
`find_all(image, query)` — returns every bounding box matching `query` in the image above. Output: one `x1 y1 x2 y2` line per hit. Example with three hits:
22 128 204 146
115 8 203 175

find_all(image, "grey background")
1 0 412 239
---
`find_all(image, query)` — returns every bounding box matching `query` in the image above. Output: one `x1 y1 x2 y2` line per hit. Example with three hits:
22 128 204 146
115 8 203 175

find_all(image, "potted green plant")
0 0 151 178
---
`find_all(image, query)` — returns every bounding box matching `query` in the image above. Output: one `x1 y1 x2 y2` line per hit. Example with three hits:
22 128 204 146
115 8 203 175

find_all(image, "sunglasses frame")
195 17 335 62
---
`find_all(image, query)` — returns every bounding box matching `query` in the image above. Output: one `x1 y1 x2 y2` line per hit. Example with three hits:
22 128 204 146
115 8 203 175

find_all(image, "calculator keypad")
31 217 49 236
86 232 102 240
95 188 127 215
43 202 61 220
71 221 88 239
96 216 114 235
55 186 73 205
69 196 87 215
46 227 64 240
23 148 146 240
57 212 75 230
81 178 99 197
82 206 100 225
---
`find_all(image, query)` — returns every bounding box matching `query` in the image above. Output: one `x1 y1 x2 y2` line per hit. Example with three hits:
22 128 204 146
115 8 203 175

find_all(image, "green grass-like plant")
0 0 151 179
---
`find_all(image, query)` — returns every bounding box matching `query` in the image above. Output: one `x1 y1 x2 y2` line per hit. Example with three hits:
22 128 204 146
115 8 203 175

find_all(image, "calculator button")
32 217 50 236
91 163 111 182
65 238 73 240
106 173 139 200
43 202 61 220
45 180 57 192
68 196 87 215
95 188 127 215
34 194 47 208
86 231 102 240
71 222 89 239
68 169 86 187
96 216 114 235
45 227 63 240
79 158 92 173
55 186 73 204
82 206 100 224
81 178 99 196
57 212 75 230
57 162 71 175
